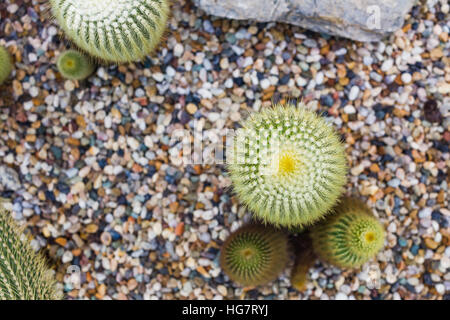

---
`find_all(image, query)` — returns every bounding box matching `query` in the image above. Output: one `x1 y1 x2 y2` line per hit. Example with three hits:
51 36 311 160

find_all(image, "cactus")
227 102 347 228
57 50 95 80
0 45 12 85
0 202 61 300
311 197 385 268
50 0 169 62
220 224 289 287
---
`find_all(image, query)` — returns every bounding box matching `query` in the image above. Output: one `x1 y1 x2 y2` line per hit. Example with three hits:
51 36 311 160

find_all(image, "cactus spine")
50 0 169 62
227 102 347 228
311 198 385 268
0 203 61 300
220 224 289 287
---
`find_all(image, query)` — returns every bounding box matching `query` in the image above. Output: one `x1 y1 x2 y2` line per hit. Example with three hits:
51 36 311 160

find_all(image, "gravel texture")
0 0 449 300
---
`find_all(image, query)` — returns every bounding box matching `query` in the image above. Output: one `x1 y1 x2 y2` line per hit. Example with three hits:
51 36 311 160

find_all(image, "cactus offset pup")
57 50 94 80
311 197 385 268
0 46 12 85
0 203 61 300
227 102 347 228
50 0 169 62
220 224 289 287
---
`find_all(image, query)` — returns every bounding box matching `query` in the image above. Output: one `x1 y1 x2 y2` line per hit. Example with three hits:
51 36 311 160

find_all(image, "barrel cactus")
50 0 169 62
227 102 347 228
311 197 385 268
0 202 61 300
57 50 94 80
0 45 12 85
220 224 289 287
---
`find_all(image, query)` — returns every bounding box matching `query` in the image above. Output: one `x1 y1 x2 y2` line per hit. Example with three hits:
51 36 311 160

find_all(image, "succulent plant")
227 102 347 228
220 224 289 287
0 45 12 85
290 233 316 291
311 197 385 268
50 0 169 62
0 202 61 300
57 50 95 80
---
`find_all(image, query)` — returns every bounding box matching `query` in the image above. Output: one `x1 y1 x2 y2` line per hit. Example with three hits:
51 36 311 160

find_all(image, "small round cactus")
311 197 385 268
57 50 94 80
220 224 289 287
0 45 12 85
227 102 347 228
50 0 169 62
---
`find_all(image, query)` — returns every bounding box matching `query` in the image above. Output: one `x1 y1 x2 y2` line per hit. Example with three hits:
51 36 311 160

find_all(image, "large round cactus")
50 0 169 62
0 202 61 300
311 197 385 268
227 102 348 228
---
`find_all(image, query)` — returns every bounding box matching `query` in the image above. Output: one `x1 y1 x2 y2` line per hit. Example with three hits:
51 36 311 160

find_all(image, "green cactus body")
0 46 12 85
227 103 347 228
57 50 94 80
0 204 61 300
220 224 289 287
50 0 169 62
311 198 385 268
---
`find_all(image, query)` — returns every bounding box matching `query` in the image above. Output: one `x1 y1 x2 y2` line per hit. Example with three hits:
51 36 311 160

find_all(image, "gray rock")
0 165 21 191
193 0 415 42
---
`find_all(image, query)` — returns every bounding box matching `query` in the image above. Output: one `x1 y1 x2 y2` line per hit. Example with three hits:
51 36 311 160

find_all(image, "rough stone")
0 166 21 191
194 0 415 41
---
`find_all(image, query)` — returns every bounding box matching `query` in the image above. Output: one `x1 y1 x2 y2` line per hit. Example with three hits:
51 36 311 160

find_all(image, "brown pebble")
55 237 67 247
75 115 86 128
100 231 112 245
86 224 99 234
175 222 184 236
424 238 438 250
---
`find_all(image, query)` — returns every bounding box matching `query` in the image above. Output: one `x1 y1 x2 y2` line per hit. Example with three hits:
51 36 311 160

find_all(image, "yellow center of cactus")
365 231 376 243
279 153 296 175
241 248 255 260
276 150 301 178
65 59 75 69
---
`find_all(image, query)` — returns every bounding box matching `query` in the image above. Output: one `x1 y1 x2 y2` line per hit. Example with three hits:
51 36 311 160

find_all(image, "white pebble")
344 105 356 114
260 79 271 90
296 77 307 87
418 208 432 219
401 73 412 84
173 43 184 57
335 292 348 300
7 4 19 13
435 284 445 295
348 86 360 101
381 59 393 72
